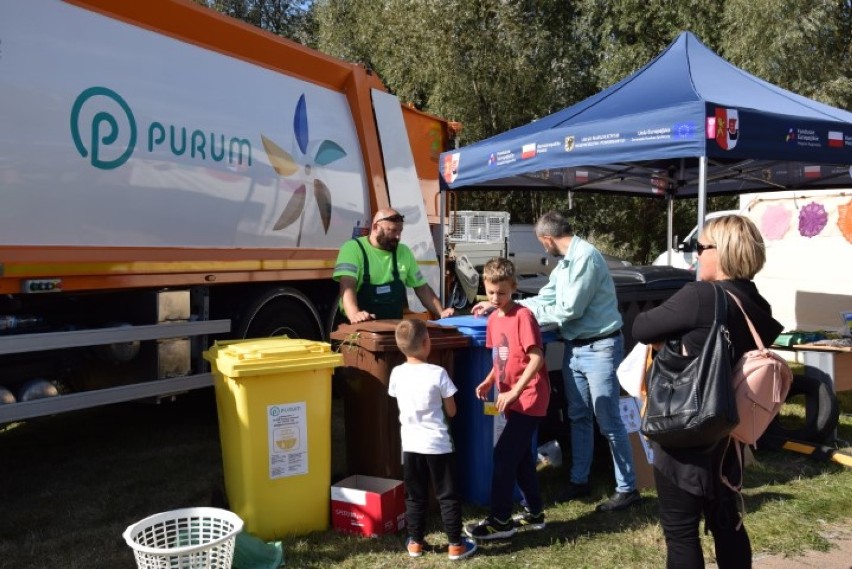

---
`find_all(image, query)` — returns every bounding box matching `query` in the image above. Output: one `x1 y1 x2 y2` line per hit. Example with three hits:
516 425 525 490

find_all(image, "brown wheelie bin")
330 319 469 480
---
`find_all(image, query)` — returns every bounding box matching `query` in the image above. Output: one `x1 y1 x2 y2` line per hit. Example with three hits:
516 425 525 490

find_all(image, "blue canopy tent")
437 31 852 288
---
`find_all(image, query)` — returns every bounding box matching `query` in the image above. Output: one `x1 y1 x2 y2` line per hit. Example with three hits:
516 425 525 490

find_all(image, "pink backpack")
720 292 794 530
726 292 793 446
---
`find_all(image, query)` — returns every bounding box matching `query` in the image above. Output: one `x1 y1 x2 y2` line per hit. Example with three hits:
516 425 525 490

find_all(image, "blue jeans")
562 333 636 493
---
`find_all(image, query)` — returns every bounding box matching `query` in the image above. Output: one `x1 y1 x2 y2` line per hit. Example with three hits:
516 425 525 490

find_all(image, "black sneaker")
595 490 641 512
512 508 546 531
464 516 517 540
553 481 591 504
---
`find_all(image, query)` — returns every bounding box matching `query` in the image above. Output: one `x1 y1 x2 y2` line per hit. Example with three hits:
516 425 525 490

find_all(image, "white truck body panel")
372 90 439 312
0 0 370 249
653 191 852 333
651 210 738 270
741 189 852 333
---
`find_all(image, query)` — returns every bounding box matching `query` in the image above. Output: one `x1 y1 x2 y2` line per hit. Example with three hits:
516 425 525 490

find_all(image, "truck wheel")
762 372 839 445
325 296 346 338
239 288 323 341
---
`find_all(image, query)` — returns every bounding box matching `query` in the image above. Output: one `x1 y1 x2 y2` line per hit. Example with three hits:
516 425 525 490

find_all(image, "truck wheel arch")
236 287 323 341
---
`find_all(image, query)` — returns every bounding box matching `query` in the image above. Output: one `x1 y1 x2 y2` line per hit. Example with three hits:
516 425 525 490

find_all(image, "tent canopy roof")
440 32 852 198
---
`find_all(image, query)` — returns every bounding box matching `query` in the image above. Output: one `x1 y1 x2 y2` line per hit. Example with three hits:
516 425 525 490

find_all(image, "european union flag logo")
673 122 696 139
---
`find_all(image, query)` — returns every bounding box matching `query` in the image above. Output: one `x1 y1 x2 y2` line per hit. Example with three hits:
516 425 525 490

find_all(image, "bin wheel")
239 287 323 340
761 372 840 445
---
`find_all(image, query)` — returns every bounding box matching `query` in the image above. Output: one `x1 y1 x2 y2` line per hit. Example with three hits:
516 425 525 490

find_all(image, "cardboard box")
800 346 852 392
619 396 656 491
331 475 405 537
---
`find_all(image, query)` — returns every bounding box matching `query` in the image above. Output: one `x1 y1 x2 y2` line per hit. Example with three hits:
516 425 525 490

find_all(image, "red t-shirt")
486 304 550 416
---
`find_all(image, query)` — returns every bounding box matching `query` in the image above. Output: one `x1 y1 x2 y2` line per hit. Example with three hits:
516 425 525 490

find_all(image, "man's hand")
470 301 494 317
439 307 455 318
348 310 375 324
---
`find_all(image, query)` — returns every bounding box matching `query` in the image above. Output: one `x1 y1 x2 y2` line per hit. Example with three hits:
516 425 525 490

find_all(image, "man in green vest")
334 208 454 323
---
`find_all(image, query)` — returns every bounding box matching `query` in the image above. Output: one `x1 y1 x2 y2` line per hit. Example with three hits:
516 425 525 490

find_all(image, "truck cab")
652 210 739 270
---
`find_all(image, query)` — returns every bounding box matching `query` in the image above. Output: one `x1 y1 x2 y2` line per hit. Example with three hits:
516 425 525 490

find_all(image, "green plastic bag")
232 531 285 569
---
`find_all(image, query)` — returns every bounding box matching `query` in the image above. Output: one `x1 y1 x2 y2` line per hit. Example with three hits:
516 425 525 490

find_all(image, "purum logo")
70 87 137 170
70 86 252 170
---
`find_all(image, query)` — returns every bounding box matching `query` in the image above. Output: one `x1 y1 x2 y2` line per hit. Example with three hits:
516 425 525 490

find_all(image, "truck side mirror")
679 236 696 253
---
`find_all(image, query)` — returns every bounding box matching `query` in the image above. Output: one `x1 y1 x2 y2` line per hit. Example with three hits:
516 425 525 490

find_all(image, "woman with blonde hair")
633 215 783 568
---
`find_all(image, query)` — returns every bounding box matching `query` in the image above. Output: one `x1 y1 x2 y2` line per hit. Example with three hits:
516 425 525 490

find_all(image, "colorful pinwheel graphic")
798 201 828 238
838 198 852 245
760 204 791 241
261 94 347 245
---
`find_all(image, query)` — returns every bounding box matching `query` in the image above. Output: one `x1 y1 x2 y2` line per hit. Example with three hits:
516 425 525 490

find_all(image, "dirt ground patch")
708 524 852 569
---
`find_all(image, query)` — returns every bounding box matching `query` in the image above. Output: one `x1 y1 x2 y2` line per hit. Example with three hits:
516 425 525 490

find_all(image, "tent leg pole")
666 194 674 265
696 156 708 279
439 189 446 306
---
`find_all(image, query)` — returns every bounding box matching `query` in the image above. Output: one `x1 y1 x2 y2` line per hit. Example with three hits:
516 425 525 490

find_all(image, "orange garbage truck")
0 0 454 422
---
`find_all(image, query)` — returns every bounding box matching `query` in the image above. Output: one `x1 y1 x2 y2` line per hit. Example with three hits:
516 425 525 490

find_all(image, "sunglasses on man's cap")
376 213 405 223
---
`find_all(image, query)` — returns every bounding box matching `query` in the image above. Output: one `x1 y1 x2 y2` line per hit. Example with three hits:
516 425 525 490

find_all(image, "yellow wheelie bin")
204 338 342 540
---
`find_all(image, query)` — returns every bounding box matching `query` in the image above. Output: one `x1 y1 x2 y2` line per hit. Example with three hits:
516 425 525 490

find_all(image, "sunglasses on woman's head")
696 242 716 255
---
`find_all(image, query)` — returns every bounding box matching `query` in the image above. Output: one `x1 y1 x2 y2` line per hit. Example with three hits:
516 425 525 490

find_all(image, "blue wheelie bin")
433 315 558 506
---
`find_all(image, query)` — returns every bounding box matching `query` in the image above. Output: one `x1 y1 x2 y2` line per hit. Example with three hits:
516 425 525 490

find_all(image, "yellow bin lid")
204 337 343 377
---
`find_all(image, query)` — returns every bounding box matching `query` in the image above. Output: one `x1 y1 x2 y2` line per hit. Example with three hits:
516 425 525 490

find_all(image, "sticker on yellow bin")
269 402 308 478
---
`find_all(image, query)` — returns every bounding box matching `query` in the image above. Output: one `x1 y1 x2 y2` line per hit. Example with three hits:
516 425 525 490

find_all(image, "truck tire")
761 372 839 445
239 287 323 341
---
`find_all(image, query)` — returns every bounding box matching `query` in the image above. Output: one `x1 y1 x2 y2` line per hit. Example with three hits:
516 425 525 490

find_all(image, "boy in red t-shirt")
465 258 551 540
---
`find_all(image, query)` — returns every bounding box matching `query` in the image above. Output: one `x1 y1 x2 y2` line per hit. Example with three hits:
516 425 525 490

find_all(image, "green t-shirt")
333 236 426 290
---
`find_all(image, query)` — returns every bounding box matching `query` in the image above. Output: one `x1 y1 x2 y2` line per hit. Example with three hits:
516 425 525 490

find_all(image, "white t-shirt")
387 362 457 454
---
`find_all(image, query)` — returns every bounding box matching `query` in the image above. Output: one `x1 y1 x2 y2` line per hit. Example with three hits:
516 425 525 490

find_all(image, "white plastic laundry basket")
123 507 243 569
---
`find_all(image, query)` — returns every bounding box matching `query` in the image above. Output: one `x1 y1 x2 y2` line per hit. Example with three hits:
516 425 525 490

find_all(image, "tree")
720 0 852 110
192 0 314 44
575 0 726 89
313 1 594 143
312 1 601 228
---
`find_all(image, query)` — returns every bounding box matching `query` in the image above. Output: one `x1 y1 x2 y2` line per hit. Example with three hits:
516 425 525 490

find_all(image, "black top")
632 279 783 497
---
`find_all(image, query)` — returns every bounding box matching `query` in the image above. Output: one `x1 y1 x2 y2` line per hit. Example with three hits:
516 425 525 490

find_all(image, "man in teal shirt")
473 211 638 513
334 208 453 323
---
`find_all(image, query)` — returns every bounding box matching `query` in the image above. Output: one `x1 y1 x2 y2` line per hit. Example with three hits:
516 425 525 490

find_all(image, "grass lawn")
0 389 850 568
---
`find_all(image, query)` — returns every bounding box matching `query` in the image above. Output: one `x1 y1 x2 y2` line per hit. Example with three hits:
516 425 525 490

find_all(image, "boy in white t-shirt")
388 319 477 561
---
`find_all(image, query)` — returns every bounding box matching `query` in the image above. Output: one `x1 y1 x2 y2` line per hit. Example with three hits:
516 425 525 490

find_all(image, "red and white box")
331 475 406 537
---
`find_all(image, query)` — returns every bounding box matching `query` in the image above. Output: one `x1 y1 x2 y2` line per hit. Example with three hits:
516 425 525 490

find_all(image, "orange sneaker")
448 538 477 560
405 537 424 558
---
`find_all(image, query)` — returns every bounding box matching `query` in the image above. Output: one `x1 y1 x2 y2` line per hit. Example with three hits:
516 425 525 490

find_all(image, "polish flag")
575 170 589 183
521 143 537 159
706 117 717 139
804 165 821 178
828 131 843 148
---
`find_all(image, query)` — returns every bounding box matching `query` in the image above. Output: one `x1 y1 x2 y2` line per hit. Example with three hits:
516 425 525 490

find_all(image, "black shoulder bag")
640 283 739 448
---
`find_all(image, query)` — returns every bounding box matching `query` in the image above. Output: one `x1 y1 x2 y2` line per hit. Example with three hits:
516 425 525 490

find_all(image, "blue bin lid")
433 315 560 347
433 315 488 346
